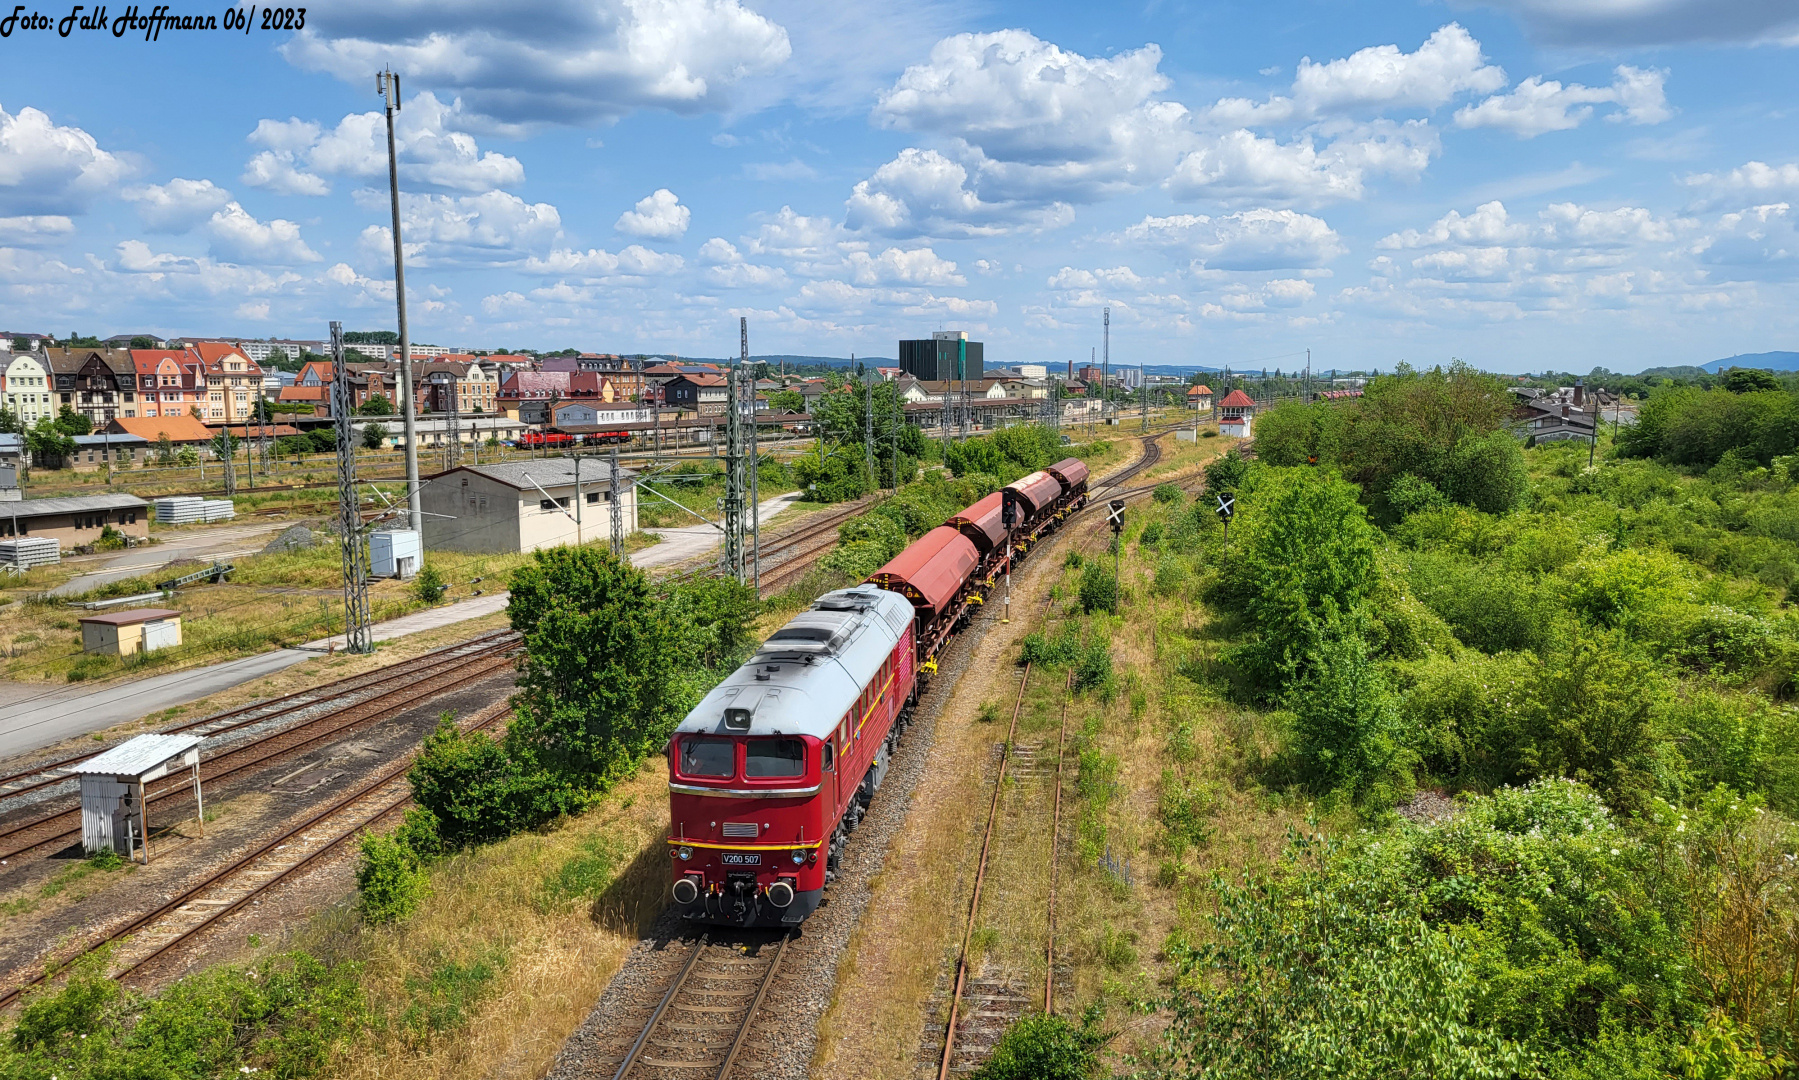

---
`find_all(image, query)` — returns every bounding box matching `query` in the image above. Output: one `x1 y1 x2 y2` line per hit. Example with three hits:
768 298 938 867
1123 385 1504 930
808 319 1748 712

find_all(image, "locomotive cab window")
679 736 735 778
745 738 805 778
821 742 834 771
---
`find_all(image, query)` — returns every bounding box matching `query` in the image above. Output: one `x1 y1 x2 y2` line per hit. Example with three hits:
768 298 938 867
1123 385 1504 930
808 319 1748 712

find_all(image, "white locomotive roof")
675 586 912 740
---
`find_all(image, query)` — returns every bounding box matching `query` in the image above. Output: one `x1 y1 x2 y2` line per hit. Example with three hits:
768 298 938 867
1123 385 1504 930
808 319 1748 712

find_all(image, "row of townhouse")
0 343 266 428
281 356 503 417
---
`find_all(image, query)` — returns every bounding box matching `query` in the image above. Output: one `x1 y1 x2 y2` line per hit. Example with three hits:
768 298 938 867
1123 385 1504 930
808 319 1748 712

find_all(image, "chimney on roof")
1573 378 1584 408
1562 404 1570 418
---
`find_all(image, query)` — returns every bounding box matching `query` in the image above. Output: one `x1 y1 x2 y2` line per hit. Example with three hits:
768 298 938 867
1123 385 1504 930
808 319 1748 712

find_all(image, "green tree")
1252 400 1345 467
155 432 173 463
128 335 156 349
361 423 389 450
24 418 75 466
0 406 19 434
1202 446 1252 494
357 393 395 416
53 405 92 436
411 565 447 605
767 388 804 413
505 547 691 789
667 576 760 668
210 430 238 462
407 717 575 847
1215 469 1380 690
1723 367 1781 394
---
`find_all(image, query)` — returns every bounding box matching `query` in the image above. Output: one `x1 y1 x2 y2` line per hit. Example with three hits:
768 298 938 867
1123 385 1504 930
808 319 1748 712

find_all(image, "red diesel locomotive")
666 457 1090 926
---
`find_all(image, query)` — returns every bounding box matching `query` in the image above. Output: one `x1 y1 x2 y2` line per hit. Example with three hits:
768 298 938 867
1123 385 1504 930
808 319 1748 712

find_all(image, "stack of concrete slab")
200 500 234 523
0 537 59 568
153 496 204 524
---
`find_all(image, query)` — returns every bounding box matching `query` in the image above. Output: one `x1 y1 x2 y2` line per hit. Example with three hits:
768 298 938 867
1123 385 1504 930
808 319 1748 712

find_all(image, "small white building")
421 458 639 554
72 733 205 862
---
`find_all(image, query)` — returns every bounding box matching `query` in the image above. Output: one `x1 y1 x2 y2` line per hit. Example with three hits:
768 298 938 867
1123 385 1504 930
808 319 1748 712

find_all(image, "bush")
1442 429 1530 514
1152 482 1184 505
5 949 365 1077
971 1007 1110 1080
1386 472 1447 518
93 526 127 552
1285 627 1413 804
1078 565 1117 614
411 564 447 605
408 717 579 848
356 833 427 924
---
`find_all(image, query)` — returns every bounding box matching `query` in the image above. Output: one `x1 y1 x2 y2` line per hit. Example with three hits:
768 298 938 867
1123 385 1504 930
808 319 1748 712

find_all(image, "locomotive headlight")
677 846 694 861
791 848 807 864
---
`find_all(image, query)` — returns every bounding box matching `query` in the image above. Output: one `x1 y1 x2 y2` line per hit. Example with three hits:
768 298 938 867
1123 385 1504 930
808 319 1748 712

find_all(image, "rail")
605 931 792 1080
937 659 1032 1079
0 636 520 862
0 703 514 1009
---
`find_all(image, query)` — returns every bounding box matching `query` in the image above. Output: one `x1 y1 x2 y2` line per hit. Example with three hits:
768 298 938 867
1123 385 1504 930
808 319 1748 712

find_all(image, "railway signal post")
1216 492 1234 547
1108 498 1125 583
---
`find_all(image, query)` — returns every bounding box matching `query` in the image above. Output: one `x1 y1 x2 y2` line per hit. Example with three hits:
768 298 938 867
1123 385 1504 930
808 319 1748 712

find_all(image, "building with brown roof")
189 342 264 425
44 348 135 426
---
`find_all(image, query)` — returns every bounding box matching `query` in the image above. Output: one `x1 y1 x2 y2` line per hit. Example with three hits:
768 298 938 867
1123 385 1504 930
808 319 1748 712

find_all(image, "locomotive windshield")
680 736 735 778
745 738 805 778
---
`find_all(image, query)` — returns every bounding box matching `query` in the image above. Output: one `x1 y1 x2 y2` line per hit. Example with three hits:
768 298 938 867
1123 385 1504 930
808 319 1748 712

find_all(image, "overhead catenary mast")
746 322 759 590
721 320 747 582
1102 308 1110 427
330 321 372 654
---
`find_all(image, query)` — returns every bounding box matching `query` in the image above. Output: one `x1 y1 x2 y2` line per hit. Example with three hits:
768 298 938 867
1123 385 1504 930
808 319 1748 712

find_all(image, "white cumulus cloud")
845 147 1073 239
1121 209 1346 270
0 104 127 215
281 0 792 127
206 202 322 265
124 178 235 233
615 189 691 240
1207 24 1506 125
1455 65 1671 137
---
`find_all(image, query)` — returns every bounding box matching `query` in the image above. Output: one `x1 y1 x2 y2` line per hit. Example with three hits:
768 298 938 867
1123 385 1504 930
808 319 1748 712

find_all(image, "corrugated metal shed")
1006 470 1064 517
1047 458 1089 491
868 526 979 617
71 733 203 778
948 492 1006 553
71 733 205 863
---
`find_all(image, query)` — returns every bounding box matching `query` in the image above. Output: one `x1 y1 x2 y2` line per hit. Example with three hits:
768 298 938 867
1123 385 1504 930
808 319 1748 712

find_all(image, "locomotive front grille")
722 822 759 838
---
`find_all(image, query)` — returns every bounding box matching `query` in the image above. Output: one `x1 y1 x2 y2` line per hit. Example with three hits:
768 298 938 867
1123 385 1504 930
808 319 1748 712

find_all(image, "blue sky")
2 0 1797 373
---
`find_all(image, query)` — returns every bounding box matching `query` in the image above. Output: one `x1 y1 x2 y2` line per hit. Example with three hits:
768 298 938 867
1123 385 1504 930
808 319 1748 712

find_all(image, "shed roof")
441 459 638 491
70 733 203 777
78 607 181 626
2 493 148 517
106 415 214 443
1218 389 1257 409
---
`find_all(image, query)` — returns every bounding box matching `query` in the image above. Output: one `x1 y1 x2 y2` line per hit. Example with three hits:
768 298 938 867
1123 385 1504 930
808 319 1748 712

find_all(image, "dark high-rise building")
898 331 984 381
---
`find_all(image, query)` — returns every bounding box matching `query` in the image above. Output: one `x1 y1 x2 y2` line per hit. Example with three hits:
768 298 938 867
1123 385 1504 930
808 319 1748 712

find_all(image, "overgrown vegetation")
357 551 758 913
1115 367 1799 1076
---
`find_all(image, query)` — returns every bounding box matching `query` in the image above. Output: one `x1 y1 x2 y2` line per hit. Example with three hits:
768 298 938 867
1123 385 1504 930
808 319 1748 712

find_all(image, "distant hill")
1699 351 1799 373
644 354 888 369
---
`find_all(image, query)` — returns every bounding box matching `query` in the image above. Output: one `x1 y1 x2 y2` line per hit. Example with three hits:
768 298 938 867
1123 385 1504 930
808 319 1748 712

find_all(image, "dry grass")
303 763 671 1080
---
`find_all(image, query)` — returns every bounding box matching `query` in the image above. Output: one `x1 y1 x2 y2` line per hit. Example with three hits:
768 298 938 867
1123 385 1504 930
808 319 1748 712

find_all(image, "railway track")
0 634 521 862
600 931 791 1080
0 629 518 801
935 659 1035 1077
0 701 515 1010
